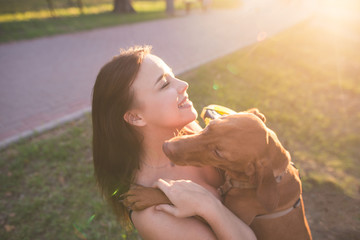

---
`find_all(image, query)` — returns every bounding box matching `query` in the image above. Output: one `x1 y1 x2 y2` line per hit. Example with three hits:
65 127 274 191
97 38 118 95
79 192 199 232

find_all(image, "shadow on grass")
302 178 360 240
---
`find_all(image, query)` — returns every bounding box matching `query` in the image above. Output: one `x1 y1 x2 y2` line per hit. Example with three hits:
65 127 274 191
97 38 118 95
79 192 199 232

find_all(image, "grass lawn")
1 3 359 240
185 18 360 198
0 0 241 43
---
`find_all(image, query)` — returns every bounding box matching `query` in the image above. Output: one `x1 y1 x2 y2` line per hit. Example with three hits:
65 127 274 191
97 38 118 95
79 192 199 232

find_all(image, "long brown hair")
92 45 151 229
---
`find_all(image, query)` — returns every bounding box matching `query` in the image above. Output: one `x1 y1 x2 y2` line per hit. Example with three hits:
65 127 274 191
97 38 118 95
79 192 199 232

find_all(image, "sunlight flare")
257 31 268 42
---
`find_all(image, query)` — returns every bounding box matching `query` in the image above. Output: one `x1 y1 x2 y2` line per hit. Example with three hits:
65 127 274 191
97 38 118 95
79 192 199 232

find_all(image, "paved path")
0 0 317 148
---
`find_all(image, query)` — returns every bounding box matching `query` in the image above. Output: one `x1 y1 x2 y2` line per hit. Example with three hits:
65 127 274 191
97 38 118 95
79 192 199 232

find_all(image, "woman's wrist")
196 193 223 219
197 194 257 240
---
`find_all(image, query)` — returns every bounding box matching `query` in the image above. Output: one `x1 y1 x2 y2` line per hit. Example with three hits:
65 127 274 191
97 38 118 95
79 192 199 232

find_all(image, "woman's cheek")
149 98 178 122
163 91 179 111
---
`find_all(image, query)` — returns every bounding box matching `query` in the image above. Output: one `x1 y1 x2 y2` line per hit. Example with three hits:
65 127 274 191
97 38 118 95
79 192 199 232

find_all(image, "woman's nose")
176 78 189 93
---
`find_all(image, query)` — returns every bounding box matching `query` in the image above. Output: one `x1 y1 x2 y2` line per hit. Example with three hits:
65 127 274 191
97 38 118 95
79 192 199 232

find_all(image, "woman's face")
130 54 198 129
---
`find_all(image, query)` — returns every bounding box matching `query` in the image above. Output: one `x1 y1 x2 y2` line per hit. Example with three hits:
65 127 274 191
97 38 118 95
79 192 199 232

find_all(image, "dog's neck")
218 171 256 196
220 167 289 196
226 165 288 184
225 170 252 183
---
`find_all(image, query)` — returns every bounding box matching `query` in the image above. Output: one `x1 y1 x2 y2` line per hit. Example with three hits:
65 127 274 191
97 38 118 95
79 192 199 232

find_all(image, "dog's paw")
246 108 266 123
121 185 171 211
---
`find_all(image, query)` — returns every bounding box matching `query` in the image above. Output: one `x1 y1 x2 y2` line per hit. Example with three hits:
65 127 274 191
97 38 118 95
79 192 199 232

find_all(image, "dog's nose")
162 141 173 157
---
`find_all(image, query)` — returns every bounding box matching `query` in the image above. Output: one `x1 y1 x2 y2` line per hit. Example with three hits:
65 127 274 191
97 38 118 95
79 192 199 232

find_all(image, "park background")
0 0 359 239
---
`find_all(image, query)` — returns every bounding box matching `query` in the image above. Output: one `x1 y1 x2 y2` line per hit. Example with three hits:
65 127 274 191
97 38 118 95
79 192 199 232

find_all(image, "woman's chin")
176 111 197 128
186 106 198 121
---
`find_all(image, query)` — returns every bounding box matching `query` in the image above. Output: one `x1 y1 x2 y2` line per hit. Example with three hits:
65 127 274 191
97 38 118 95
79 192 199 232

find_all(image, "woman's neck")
140 125 182 167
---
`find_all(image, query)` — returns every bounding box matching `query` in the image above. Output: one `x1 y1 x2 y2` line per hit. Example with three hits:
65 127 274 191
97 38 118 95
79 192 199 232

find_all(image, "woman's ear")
123 111 146 127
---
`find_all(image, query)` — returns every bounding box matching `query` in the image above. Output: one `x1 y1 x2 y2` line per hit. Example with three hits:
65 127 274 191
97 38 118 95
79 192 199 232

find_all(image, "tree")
113 0 136 14
68 0 85 14
46 0 56 17
166 0 175 15
77 0 84 14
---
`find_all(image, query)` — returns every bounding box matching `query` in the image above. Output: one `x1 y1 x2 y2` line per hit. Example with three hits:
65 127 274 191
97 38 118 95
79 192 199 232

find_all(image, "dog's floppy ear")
251 159 279 212
245 108 266 123
267 129 291 175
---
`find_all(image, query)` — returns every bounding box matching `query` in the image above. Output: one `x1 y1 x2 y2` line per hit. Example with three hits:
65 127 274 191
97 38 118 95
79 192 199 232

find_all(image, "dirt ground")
302 180 360 240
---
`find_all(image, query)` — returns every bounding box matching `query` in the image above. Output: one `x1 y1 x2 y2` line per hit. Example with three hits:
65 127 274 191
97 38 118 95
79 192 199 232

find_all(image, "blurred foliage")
0 0 240 43
0 0 241 14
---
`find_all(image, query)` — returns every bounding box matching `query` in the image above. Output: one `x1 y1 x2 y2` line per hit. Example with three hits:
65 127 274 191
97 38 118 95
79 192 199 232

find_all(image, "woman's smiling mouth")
178 97 193 109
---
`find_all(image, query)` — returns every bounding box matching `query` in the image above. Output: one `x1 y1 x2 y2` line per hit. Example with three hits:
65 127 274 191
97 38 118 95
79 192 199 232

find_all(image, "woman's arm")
155 179 256 240
132 206 217 240
132 179 256 240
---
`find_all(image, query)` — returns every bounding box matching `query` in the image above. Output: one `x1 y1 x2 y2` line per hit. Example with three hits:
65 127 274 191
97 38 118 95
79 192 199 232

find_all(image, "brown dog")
124 110 312 240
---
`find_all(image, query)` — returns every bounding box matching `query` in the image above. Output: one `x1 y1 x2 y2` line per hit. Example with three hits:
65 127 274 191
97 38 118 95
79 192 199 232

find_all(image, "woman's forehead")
143 54 171 73
132 54 168 89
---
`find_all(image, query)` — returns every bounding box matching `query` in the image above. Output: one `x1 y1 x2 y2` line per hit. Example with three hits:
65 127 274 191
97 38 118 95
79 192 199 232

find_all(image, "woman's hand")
153 178 256 239
153 179 217 218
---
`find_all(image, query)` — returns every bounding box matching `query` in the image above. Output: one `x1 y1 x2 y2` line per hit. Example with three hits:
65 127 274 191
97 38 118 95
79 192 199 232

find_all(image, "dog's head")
163 110 290 211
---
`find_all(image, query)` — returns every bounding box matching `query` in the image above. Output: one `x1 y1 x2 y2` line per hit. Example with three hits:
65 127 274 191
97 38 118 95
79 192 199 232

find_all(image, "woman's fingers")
155 204 178 216
153 178 172 192
151 178 210 218
154 179 192 196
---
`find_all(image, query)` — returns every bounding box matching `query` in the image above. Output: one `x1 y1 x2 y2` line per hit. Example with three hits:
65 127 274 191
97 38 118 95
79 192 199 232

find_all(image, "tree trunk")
77 0 84 14
166 0 175 15
67 0 75 7
113 0 136 14
46 0 56 17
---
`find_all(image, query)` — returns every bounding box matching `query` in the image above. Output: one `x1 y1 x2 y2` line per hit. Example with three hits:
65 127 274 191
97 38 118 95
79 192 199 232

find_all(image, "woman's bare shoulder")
132 206 216 240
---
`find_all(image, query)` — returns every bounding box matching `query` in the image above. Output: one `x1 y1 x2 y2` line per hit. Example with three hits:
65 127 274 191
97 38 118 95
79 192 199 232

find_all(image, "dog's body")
223 164 311 239
124 110 312 240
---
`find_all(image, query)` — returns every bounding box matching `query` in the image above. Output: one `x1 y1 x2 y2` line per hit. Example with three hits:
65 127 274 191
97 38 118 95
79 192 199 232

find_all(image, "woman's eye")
161 81 170 89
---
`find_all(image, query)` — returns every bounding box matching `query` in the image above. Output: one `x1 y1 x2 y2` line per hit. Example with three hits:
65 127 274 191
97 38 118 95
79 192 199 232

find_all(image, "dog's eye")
213 148 224 159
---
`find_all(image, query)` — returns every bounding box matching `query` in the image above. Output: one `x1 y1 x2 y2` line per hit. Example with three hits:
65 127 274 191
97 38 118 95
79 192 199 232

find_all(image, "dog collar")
255 197 301 220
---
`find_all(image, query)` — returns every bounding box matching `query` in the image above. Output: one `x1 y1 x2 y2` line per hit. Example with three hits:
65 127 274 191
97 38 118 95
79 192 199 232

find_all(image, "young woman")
92 45 256 240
